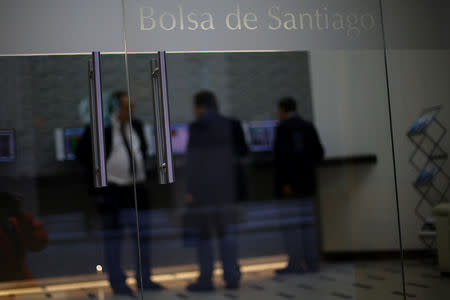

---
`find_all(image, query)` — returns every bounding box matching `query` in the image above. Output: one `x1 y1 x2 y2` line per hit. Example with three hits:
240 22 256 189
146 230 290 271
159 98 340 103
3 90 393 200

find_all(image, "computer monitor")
0 129 16 162
64 128 84 160
246 120 278 152
141 123 190 157
171 124 189 155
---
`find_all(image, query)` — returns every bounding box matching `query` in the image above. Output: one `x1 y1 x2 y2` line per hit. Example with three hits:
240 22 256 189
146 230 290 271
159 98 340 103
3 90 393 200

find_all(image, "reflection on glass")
0 192 48 283
0 55 148 298
1 50 448 300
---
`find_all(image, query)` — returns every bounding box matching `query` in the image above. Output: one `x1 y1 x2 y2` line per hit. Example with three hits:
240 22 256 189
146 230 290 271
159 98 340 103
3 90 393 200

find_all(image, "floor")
1 256 448 300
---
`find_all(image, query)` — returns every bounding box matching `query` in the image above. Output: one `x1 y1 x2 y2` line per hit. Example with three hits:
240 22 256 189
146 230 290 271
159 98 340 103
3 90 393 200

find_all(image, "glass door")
123 49 408 300
0 53 150 298
383 1 450 299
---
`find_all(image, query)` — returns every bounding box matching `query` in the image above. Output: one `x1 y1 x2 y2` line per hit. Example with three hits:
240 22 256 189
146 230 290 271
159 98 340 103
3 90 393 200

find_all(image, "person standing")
77 91 163 296
184 91 248 291
274 97 324 275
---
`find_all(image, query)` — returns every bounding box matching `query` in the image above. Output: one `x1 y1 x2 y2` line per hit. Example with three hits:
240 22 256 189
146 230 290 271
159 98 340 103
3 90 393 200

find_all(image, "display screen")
0 129 15 162
246 120 278 152
140 123 190 156
64 128 84 160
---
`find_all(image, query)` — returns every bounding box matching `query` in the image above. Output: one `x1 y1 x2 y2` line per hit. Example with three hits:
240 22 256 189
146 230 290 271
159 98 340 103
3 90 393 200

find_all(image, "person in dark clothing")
76 91 163 296
274 97 324 275
184 91 248 292
0 192 48 283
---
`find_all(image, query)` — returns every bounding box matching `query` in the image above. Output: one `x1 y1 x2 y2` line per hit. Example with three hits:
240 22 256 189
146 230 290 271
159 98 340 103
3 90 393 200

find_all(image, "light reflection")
0 261 286 296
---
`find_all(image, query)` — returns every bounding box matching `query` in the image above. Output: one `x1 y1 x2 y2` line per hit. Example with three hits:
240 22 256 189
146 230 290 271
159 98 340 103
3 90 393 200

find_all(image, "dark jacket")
186 112 248 207
274 115 324 198
76 119 148 191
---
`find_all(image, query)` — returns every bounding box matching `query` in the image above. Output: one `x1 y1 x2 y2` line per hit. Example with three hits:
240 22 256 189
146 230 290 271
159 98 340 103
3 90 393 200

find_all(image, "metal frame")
407 106 449 250
88 52 107 188
150 51 175 184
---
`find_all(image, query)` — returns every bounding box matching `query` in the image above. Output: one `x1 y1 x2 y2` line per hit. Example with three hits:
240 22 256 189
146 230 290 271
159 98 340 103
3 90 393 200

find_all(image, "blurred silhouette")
77 91 163 296
0 192 48 283
274 97 324 275
184 91 248 291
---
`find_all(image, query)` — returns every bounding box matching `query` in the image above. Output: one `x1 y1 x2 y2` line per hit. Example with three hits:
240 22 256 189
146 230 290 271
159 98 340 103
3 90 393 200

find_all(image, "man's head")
278 97 297 121
193 90 218 118
112 90 134 123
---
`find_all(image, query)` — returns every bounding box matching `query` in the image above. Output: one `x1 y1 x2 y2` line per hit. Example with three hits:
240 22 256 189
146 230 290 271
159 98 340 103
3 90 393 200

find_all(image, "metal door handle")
88 52 107 188
150 51 175 184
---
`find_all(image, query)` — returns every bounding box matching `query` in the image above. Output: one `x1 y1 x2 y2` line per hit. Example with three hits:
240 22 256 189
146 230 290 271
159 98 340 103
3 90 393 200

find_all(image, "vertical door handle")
88 52 107 188
150 51 175 184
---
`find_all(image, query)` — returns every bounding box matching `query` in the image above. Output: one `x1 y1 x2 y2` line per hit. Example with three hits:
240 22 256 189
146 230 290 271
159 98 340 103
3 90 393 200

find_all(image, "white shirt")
106 117 146 186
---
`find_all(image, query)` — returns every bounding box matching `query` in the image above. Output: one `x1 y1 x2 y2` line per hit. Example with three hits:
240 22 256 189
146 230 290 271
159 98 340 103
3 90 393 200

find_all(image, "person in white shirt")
77 91 163 296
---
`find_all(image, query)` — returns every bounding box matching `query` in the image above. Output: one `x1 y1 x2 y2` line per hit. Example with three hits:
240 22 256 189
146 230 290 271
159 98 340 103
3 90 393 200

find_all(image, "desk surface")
245 153 378 167
320 154 377 167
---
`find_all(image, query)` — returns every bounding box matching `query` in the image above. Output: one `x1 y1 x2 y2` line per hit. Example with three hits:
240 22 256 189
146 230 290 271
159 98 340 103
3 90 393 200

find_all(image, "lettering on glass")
139 3 377 39
140 5 215 31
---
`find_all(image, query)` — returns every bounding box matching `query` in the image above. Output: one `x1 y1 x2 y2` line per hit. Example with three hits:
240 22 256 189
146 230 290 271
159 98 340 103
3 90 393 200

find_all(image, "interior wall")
0 52 312 216
310 50 399 252
311 50 450 251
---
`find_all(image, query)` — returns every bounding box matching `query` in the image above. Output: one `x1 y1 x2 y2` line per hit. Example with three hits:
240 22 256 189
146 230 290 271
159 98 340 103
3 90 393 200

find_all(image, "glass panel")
121 0 408 299
123 52 404 300
0 0 124 55
0 54 145 298
9 0 450 299
384 1 450 299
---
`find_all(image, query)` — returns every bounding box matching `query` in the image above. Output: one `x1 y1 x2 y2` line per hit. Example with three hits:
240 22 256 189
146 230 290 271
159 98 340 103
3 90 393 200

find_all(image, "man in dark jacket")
274 97 324 275
77 91 163 296
184 91 248 291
